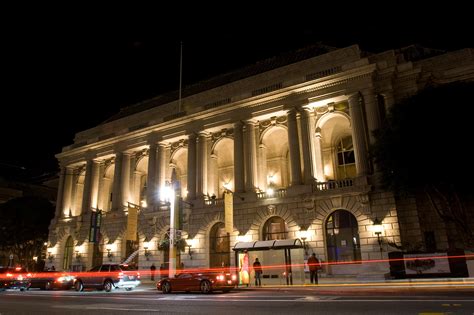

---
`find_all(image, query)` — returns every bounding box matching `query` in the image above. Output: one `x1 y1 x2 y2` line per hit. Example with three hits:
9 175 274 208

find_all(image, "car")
157 272 237 294
73 264 140 292
28 271 75 290
0 266 31 291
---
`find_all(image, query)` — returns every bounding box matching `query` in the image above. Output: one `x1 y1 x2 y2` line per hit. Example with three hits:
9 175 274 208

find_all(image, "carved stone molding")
259 116 287 134
356 193 371 215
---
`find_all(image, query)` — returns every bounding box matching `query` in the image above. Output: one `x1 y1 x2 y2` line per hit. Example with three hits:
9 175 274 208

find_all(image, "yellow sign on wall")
126 206 138 241
224 191 233 234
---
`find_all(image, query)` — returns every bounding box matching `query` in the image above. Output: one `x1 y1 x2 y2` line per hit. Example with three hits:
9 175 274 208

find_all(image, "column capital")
347 92 361 104
244 119 258 126
187 132 197 140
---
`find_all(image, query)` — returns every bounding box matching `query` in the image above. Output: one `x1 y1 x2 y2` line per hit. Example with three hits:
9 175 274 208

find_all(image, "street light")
162 178 179 278
144 242 151 260
373 217 384 258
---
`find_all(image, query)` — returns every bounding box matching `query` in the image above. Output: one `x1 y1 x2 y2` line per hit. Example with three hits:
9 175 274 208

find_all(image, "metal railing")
313 178 354 191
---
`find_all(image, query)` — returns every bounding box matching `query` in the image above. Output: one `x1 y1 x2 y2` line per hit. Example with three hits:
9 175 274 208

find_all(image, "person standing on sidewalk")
150 263 156 281
307 253 321 284
253 258 263 287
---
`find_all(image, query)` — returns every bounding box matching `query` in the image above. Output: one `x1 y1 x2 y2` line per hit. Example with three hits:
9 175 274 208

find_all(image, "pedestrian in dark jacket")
150 263 156 281
253 258 263 286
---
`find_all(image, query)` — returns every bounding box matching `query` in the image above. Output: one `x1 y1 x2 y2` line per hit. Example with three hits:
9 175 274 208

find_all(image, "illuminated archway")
209 222 230 268
325 210 361 262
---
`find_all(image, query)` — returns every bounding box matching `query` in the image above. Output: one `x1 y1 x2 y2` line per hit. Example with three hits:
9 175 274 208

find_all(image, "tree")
372 81 474 249
0 196 54 270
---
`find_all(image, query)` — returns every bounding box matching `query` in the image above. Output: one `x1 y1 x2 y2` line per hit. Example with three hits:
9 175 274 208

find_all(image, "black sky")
1 7 472 182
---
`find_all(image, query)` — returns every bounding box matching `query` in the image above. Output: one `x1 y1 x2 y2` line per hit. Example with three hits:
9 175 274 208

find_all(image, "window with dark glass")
336 136 356 179
263 216 288 240
325 210 361 263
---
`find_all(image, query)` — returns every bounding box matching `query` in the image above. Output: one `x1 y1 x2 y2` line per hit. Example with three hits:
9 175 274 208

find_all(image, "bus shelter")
233 239 303 286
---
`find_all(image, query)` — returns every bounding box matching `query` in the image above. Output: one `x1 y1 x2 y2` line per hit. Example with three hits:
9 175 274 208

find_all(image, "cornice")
57 64 377 161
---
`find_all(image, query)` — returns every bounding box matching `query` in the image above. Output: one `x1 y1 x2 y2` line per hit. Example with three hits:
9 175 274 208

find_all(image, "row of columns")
56 89 385 217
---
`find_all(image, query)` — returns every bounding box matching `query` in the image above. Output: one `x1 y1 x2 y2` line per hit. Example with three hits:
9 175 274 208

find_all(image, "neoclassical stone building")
47 44 474 280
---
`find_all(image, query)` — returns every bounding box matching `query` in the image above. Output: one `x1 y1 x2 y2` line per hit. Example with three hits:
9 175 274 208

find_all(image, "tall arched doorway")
62 236 73 270
209 222 230 268
325 210 361 262
92 233 104 267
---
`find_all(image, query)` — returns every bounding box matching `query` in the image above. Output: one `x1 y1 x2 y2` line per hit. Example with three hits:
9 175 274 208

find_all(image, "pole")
168 171 181 278
178 41 183 113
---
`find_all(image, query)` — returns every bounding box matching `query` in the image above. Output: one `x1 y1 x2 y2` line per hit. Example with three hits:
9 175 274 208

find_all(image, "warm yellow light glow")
143 242 151 250
141 200 147 208
323 164 331 178
297 230 311 240
236 234 252 242
186 238 197 248
161 185 174 201
267 187 275 196
223 182 231 190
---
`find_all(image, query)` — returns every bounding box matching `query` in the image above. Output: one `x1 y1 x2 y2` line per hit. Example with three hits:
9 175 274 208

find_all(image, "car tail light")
231 274 237 281
118 272 124 279
6 273 13 278
136 272 140 279
216 275 224 281
26 273 32 278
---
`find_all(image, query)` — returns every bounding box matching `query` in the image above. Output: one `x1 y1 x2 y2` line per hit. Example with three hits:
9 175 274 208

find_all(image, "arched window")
336 136 356 179
63 236 73 270
262 216 287 240
209 222 230 268
325 210 361 262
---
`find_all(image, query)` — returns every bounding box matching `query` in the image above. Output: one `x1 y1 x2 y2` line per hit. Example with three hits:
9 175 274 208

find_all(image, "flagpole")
178 41 183 113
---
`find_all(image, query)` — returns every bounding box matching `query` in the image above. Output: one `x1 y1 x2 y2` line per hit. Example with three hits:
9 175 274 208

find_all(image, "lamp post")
373 217 384 259
163 175 180 278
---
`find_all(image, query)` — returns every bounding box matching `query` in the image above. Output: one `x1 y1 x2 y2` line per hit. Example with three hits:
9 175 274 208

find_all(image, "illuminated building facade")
47 45 474 279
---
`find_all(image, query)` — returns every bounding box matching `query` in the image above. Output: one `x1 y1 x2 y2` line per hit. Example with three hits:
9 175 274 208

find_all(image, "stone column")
187 133 197 199
361 88 381 145
146 142 158 209
156 143 167 201
314 128 326 182
133 171 142 204
233 121 245 192
111 152 123 211
209 153 218 196
81 160 93 215
62 166 74 217
81 159 100 215
300 108 316 184
287 109 302 185
244 120 258 192
196 132 208 197
54 167 66 219
348 93 369 176
383 90 395 109
90 160 100 210
120 153 131 210
96 162 105 211
258 144 267 191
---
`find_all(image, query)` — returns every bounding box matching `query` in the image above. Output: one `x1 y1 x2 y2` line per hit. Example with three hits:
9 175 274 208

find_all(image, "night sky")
1 7 472 183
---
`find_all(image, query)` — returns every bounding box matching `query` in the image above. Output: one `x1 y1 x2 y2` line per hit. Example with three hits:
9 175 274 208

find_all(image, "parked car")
28 271 75 290
0 266 31 291
74 264 140 292
157 272 237 294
